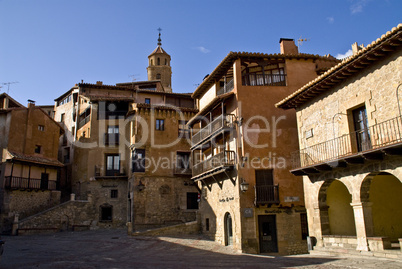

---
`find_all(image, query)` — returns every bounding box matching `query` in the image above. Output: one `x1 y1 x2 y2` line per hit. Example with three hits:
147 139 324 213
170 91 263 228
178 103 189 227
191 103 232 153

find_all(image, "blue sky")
0 0 401 105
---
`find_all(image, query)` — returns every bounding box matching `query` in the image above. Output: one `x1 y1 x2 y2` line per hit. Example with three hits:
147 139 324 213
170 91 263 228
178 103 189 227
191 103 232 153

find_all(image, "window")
187 192 199 210
176 152 190 171
60 113 65 122
145 98 151 104
300 213 309 240
156 119 164 131
165 59 167 65
206 218 210 231
178 120 190 138
157 57 160 65
111 189 118 199
34 145 41 154
100 204 113 221
132 149 145 173
156 73 161 79
255 169 279 204
106 154 120 176
352 106 371 152
105 126 119 145
38 125 45 131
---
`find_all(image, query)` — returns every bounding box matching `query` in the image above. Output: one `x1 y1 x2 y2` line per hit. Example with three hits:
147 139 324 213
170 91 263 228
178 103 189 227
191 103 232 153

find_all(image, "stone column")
312 203 325 247
350 202 369 251
11 214 19 236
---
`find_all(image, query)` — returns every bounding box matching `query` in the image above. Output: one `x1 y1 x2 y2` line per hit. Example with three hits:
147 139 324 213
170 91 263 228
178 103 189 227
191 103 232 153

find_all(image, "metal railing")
255 185 279 204
192 150 235 177
242 73 286 86
4 176 58 191
217 79 234 96
191 114 235 146
78 115 90 129
104 133 120 146
173 165 192 175
291 115 402 170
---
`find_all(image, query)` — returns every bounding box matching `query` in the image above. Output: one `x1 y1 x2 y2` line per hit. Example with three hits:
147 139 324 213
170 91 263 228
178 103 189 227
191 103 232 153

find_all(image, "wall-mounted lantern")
240 178 249 193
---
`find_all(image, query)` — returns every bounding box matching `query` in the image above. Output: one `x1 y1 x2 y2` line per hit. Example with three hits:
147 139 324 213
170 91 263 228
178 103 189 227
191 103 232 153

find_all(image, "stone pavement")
1 229 401 268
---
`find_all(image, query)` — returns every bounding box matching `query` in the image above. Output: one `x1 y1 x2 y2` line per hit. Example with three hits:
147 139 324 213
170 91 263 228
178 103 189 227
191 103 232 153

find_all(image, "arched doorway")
361 172 402 241
224 212 233 246
319 180 356 236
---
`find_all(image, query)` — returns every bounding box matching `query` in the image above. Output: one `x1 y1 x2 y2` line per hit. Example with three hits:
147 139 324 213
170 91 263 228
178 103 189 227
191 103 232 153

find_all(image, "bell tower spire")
147 28 172 93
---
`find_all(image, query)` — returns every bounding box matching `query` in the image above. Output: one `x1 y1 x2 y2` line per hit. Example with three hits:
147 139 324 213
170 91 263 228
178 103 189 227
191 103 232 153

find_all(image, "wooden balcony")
191 114 235 149
291 115 402 175
192 150 235 180
4 176 58 191
255 185 279 205
242 73 286 87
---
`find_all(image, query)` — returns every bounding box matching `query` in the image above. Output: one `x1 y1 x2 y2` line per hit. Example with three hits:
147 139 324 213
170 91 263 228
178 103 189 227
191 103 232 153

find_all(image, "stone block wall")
17 199 97 232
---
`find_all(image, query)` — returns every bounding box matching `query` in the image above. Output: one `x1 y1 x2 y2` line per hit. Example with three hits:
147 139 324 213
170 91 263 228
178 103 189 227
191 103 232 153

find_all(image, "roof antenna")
157 27 162 46
297 36 309 52
1 81 19 94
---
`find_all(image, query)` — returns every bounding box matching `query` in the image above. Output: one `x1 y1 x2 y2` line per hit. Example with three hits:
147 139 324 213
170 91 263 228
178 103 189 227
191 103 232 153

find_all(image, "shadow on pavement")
1 229 339 269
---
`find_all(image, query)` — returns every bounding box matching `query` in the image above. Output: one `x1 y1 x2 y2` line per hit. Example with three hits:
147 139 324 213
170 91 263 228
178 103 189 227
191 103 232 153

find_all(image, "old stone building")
187 39 339 254
48 33 198 229
277 24 402 257
0 97 64 232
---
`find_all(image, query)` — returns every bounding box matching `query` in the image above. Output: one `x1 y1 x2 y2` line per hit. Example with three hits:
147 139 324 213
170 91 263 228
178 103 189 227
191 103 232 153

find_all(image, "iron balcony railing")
104 133 120 146
242 73 286 87
192 150 235 177
255 185 279 204
4 176 58 191
191 114 235 146
173 165 192 176
291 115 402 170
217 79 234 96
78 115 90 129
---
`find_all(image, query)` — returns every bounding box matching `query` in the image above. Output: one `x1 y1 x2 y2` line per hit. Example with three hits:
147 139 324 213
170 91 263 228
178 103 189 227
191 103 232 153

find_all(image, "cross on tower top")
157 27 162 46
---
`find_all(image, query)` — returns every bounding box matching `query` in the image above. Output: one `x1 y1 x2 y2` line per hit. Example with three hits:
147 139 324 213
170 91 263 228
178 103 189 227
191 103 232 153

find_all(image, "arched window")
165 59 167 65
150 59 153 66
156 74 161 79
157 57 160 65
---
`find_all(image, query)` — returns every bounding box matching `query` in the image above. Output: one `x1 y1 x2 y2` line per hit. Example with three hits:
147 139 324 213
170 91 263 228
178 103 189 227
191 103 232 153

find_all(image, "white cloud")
195 46 210 54
350 0 369 14
327 17 334 24
336 49 353 59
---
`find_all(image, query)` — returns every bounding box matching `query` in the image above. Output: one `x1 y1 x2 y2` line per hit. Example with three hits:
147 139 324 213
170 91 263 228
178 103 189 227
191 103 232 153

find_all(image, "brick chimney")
27 99 35 108
96 81 103 85
280 38 299 55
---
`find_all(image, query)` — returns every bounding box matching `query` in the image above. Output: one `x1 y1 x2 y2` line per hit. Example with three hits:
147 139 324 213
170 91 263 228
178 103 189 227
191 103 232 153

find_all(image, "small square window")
145 98 151 104
111 189 118 199
34 145 41 154
156 119 165 131
38 125 45 131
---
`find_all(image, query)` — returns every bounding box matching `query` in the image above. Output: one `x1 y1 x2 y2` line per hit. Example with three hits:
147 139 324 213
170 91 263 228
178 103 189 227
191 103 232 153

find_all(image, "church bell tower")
147 29 172 93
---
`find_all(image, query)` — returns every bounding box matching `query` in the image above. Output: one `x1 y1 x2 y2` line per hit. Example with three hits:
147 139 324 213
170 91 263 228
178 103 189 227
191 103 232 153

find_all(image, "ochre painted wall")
370 174 402 240
327 180 356 236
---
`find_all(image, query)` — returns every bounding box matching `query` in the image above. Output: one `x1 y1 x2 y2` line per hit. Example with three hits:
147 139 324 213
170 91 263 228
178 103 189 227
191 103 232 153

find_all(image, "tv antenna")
297 36 310 52
2 81 19 94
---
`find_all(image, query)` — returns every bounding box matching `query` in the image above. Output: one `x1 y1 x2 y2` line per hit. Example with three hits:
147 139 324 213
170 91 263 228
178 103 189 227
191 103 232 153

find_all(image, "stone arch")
318 179 356 236
360 171 402 240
